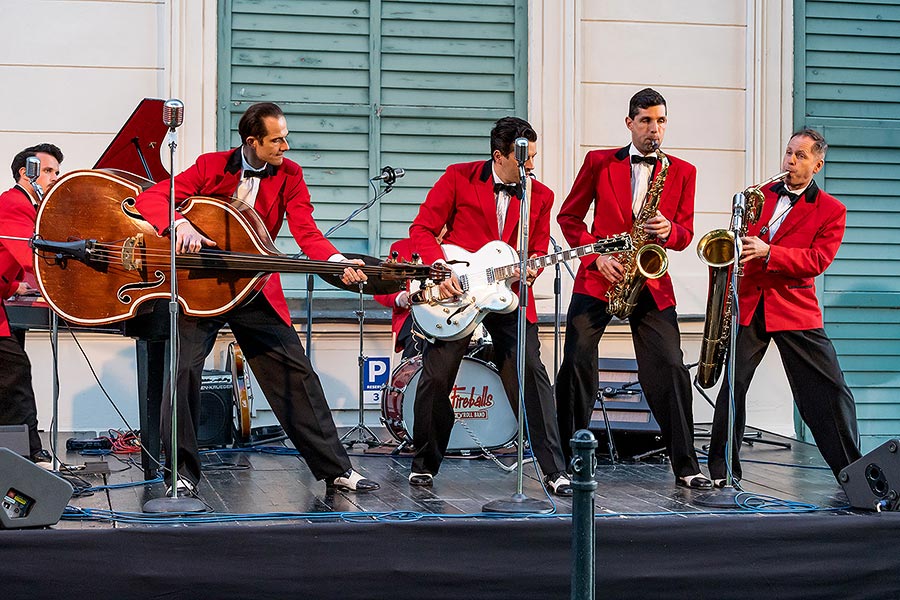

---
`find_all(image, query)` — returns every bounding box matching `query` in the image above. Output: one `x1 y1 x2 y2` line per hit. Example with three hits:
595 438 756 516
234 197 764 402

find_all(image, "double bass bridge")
122 234 144 271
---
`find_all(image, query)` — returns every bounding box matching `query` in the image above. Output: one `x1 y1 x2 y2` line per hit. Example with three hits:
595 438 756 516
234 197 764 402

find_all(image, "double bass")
33 169 443 326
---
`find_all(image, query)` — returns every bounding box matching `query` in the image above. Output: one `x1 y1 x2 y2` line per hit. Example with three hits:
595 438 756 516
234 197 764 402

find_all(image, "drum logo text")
449 384 495 420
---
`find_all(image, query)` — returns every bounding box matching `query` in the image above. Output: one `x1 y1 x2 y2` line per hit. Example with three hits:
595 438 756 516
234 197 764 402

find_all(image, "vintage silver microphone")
25 156 44 202
514 137 528 166
163 99 185 131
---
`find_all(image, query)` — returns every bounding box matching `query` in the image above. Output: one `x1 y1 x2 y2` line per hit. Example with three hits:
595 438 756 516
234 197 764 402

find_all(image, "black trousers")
0 336 42 455
411 310 567 477
708 301 861 480
396 314 426 360
163 297 351 486
555 291 701 478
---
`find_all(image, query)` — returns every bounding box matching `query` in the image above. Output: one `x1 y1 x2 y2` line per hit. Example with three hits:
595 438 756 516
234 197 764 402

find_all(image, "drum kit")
380 326 518 455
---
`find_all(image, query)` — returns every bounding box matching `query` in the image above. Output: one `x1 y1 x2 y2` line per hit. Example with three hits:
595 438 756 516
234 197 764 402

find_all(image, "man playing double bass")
134 102 379 496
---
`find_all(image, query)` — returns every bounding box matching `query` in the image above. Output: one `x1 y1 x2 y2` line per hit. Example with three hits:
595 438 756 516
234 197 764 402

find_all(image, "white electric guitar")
410 234 633 340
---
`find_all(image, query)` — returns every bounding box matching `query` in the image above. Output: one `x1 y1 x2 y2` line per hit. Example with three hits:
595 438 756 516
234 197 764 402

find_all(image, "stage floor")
54 424 851 525
10 426 900 599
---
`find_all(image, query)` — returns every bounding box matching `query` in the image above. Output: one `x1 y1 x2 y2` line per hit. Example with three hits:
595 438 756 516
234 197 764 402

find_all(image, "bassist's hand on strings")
174 221 217 254
340 259 368 286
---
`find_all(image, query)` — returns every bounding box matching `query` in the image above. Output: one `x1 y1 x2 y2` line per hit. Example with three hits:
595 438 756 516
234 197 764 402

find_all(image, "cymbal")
318 253 405 296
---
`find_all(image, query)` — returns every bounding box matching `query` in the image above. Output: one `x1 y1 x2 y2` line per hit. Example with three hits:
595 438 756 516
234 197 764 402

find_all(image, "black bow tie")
631 155 657 166
494 182 521 198
771 181 801 204
243 168 269 179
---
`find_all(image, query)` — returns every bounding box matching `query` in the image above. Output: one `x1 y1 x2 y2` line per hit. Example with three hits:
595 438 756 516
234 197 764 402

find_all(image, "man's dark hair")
628 88 667 119
238 102 285 144
490 117 537 156
10 143 64 182
790 127 828 158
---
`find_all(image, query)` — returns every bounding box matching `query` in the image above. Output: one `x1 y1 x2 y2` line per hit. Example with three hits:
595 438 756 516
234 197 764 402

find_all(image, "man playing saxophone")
707 128 861 486
556 88 711 489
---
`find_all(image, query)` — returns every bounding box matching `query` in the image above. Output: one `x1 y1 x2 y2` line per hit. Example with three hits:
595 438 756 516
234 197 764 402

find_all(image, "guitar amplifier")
589 358 661 456
198 370 233 448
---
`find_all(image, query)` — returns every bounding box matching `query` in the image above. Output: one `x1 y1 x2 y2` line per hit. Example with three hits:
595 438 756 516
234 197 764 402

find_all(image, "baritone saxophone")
695 171 788 388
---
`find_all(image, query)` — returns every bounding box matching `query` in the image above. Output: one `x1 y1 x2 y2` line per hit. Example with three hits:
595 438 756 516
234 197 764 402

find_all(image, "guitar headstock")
594 233 633 254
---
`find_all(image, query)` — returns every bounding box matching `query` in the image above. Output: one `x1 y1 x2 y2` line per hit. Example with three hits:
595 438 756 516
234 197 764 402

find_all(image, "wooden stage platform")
55 424 850 521
5 426 900 599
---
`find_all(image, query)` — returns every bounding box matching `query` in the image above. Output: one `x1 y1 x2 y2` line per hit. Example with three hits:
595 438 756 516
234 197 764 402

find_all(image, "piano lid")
93 98 169 183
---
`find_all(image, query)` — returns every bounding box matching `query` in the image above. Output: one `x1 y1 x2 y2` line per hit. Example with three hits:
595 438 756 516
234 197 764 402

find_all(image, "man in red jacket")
0 143 63 467
134 102 379 496
556 88 711 489
406 117 571 495
708 128 861 485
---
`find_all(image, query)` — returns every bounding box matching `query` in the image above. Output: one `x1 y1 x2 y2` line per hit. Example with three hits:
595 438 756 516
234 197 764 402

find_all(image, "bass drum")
380 355 517 453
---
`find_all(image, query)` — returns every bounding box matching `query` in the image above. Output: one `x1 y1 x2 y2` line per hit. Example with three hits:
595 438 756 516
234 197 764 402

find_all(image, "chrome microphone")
25 156 41 181
371 166 405 184
514 137 529 165
730 192 747 232
163 99 185 130
25 156 44 201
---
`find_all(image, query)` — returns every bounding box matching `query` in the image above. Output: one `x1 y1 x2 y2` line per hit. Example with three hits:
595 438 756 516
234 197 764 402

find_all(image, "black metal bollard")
570 429 598 600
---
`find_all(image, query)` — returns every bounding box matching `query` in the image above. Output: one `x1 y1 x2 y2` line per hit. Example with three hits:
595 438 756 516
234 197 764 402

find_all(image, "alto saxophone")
607 143 669 318
695 171 788 388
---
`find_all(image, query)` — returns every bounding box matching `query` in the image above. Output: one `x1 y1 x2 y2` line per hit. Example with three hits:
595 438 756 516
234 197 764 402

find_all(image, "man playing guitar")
406 117 571 495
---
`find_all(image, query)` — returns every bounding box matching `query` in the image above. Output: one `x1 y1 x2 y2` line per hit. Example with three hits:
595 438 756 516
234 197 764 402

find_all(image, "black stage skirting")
4 512 900 599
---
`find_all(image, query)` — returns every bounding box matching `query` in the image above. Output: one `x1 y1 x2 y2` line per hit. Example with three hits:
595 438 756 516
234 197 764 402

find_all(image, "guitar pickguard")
411 242 520 340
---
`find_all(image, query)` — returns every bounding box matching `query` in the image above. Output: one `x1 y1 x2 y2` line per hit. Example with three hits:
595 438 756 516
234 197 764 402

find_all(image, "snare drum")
380 355 517 453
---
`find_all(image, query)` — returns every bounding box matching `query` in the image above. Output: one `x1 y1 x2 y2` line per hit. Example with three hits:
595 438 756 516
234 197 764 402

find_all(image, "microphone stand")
548 235 576 380
304 175 396 448
696 193 746 509
484 143 552 514
25 167 60 471
144 101 205 514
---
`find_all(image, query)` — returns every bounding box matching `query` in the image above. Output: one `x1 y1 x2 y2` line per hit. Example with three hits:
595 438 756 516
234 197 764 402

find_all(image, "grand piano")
7 98 172 479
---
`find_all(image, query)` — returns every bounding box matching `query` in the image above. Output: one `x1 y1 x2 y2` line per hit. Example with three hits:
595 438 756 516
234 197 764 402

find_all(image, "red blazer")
0 186 38 337
557 146 696 311
134 148 338 326
409 160 554 324
374 237 414 352
739 181 845 332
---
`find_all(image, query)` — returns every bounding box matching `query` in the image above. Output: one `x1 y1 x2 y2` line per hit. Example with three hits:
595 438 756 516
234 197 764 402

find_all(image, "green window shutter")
795 0 900 452
217 0 527 295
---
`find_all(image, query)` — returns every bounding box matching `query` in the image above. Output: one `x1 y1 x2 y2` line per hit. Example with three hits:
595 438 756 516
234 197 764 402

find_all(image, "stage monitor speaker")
839 439 900 511
589 358 661 457
0 424 30 457
199 370 233 449
0 448 73 529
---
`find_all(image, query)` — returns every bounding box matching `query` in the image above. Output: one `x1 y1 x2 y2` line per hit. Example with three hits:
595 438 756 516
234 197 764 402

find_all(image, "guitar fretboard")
491 236 631 282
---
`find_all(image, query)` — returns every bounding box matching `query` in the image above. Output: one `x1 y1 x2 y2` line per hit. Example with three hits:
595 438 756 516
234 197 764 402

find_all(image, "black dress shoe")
30 449 53 470
676 474 713 490
545 472 574 497
328 469 380 492
408 472 434 487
